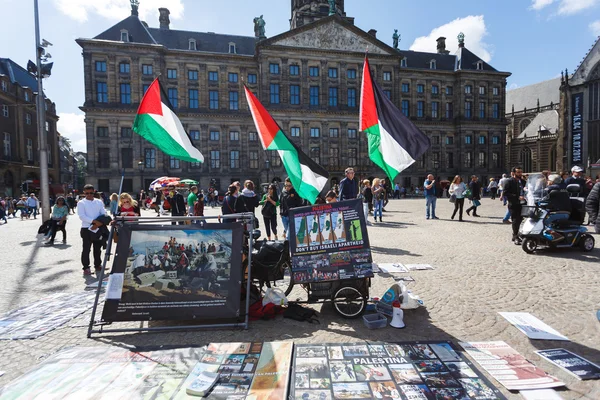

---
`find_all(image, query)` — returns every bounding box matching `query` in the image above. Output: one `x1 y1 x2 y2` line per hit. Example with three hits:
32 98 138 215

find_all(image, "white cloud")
558 0 598 14
508 83 520 90
57 112 86 152
589 20 600 35
53 0 184 23
530 0 599 14
409 15 492 63
530 0 555 10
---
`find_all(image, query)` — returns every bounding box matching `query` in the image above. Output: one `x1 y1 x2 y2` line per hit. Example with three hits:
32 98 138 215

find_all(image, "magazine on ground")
186 371 219 396
535 349 600 380
290 341 506 400
459 341 564 391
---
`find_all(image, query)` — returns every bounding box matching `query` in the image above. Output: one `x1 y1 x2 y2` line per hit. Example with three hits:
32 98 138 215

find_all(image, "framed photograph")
101 223 244 322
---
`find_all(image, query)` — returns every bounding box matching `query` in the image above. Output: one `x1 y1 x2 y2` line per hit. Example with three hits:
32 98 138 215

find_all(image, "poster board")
101 223 243 322
535 348 600 380
288 199 373 284
290 341 506 400
498 312 569 341
459 341 564 391
0 343 293 399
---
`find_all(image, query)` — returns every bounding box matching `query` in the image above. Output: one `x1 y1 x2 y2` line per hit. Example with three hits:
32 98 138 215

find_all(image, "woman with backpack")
260 184 280 240
222 184 245 222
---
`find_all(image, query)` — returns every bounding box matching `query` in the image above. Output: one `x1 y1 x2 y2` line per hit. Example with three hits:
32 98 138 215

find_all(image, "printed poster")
498 312 569 341
101 223 243 322
289 199 373 284
0 343 293 400
459 341 564 391
535 348 600 380
290 342 506 400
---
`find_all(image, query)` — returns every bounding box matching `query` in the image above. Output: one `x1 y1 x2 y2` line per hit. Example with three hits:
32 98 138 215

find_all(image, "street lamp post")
265 159 270 184
33 0 51 220
138 161 145 193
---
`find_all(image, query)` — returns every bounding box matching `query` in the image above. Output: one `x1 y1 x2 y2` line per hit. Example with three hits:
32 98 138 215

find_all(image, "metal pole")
33 0 50 221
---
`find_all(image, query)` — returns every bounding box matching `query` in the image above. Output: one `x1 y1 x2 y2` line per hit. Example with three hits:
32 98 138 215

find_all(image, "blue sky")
1 0 598 152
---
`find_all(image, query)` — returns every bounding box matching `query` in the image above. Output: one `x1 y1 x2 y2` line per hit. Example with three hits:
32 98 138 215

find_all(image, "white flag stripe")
148 104 204 162
378 120 415 172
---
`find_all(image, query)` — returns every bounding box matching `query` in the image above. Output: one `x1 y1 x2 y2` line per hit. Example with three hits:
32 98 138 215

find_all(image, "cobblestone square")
0 197 599 399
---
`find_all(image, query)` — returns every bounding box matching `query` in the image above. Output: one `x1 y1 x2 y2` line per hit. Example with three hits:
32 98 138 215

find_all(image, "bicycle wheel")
272 261 294 297
332 286 367 319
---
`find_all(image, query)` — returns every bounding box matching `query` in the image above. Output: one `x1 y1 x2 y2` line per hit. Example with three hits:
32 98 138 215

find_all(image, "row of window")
421 151 501 169
398 100 500 119
99 146 499 171
1 81 32 102
1 105 48 128
3 134 40 163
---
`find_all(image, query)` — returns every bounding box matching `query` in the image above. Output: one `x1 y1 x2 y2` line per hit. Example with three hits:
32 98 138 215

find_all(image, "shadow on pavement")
370 245 422 257
9 235 44 309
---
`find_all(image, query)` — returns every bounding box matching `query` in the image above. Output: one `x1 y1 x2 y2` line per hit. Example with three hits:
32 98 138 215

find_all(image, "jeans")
80 228 103 270
503 207 511 221
29 206 37 218
425 195 437 218
281 216 290 235
49 219 67 242
373 200 383 219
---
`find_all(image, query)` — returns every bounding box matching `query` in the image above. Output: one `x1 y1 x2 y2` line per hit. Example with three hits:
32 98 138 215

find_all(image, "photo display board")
101 223 244 322
290 342 506 400
288 199 373 284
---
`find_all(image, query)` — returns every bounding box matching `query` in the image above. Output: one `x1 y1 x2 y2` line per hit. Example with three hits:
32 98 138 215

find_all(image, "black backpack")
283 303 319 324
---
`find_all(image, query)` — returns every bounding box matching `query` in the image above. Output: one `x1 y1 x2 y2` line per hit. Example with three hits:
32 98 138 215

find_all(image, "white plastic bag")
400 283 423 309
262 288 288 306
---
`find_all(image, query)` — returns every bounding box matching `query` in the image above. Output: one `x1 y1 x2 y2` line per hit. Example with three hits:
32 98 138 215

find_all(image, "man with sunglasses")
77 184 107 275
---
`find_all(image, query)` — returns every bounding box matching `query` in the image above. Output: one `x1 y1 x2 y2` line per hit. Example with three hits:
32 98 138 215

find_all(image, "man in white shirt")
77 184 107 275
26 193 39 219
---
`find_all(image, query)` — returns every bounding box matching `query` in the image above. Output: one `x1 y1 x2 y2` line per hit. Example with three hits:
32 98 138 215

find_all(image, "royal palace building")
78 0 511 194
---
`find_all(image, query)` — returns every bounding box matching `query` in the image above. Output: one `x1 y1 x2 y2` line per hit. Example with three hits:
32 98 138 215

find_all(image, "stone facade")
78 3 510 195
566 36 600 177
0 58 60 198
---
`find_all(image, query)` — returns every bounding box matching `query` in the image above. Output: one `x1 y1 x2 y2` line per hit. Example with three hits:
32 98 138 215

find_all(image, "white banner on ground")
499 312 569 341
377 263 409 273
520 389 564 399
404 264 434 270
105 273 124 301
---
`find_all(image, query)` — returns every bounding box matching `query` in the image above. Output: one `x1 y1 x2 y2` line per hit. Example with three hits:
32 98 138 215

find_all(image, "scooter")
519 183 595 254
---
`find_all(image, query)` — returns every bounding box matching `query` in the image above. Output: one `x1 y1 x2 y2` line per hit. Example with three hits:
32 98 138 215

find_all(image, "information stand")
87 213 256 337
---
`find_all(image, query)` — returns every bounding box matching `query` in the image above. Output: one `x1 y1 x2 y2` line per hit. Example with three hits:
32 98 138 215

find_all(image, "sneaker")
514 239 522 245
94 267 102 274
83 268 92 276
426 217 430 220
379 217 382 222
432 216 439 220
45 241 54 246
62 240 67 244
502 219 511 224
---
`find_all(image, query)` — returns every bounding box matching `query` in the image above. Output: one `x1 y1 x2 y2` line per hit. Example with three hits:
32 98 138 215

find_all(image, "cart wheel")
332 286 367 319
276 261 295 297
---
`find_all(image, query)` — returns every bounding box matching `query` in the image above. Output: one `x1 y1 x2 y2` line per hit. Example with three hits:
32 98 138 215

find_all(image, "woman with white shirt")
449 175 467 221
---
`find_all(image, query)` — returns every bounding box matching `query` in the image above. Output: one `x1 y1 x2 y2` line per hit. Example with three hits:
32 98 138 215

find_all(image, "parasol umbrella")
179 179 199 186
148 177 180 191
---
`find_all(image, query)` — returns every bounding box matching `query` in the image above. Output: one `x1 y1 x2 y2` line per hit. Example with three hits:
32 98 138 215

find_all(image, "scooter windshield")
526 173 547 206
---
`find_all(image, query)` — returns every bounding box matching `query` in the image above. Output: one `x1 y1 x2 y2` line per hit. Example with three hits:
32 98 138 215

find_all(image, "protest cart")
87 212 256 337
285 199 374 319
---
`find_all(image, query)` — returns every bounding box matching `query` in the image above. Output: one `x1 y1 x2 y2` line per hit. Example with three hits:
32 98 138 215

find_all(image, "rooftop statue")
254 15 266 39
328 0 336 15
392 29 400 50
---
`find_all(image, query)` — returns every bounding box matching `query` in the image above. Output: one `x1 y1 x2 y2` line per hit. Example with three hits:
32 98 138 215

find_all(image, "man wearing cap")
565 166 587 195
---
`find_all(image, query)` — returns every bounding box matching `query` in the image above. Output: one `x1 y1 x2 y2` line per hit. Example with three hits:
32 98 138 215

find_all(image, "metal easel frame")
87 212 256 338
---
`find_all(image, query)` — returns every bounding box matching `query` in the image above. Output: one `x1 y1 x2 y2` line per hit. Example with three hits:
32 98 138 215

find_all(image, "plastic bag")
262 288 288 306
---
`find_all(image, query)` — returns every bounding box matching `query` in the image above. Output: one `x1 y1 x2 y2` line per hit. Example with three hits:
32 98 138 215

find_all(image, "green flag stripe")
365 123 401 182
133 114 200 163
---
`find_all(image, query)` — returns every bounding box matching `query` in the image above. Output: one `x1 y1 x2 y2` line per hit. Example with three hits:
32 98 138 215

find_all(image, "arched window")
520 147 533 172
519 119 531 134
549 145 557 172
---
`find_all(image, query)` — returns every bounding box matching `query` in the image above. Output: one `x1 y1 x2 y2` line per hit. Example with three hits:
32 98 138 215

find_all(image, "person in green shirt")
187 186 198 216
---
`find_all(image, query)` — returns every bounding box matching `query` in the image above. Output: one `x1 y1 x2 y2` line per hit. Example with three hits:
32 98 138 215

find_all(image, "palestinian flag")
244 86 328 204
360 56 430 182
133 78 203 163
